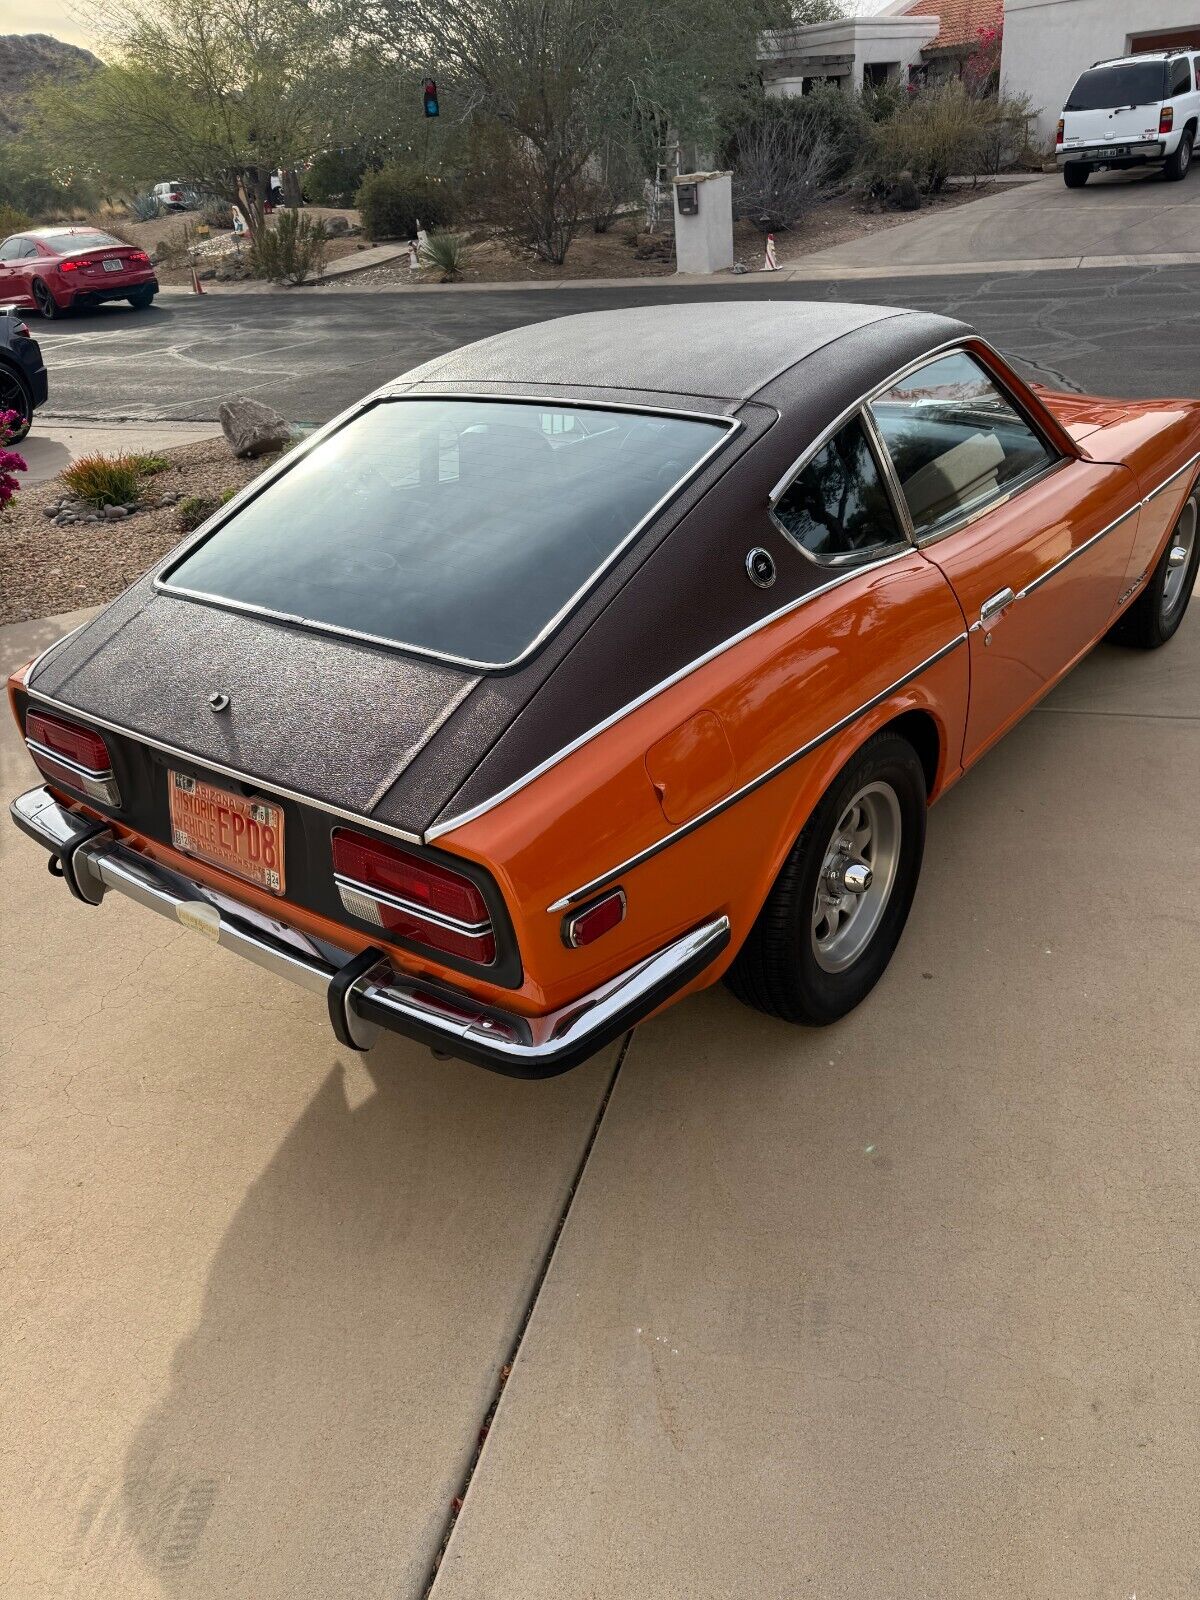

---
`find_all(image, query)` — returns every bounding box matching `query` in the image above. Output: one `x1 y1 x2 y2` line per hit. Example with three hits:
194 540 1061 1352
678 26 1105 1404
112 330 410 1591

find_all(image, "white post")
671 171 734 276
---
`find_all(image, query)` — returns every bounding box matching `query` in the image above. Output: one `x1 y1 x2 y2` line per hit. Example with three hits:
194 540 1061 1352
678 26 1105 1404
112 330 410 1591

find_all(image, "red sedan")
0 226 159 319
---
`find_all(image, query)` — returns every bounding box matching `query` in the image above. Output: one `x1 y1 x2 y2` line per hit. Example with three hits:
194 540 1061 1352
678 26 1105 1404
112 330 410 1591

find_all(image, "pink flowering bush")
0 409 28 511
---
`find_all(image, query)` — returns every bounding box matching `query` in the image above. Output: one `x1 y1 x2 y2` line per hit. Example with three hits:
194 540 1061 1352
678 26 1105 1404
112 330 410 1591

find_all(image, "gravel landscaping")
1 438 275 623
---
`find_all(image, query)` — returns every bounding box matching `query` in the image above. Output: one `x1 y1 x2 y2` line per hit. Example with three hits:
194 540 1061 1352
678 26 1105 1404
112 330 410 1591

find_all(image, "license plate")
1097 147 1123 158
168 771 285 894
102 257 123 272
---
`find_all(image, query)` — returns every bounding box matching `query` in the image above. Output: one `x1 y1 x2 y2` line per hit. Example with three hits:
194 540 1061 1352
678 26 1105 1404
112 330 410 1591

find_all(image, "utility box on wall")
672 171 733 275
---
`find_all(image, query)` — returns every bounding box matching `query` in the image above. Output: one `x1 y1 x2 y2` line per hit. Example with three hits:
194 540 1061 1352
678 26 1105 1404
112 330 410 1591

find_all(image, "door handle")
979 587 1016 627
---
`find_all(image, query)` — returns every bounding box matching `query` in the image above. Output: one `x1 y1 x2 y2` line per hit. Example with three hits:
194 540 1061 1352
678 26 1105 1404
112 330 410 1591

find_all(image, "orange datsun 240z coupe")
9 304 1200 1074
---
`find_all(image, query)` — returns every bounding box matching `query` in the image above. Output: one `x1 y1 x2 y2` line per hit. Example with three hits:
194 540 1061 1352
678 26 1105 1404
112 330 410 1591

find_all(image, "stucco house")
760 0 1001 99
1000 0 1200 147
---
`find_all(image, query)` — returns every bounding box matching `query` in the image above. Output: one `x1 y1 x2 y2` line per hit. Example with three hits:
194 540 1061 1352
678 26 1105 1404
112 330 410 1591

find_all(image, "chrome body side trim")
425 547 914 842
1016 502 1141 601
546 633 968 913
19 620 89 687
11 786 729 1077
333 871 492 936
157 397 741 674
25 736 113 783
19 685 425 846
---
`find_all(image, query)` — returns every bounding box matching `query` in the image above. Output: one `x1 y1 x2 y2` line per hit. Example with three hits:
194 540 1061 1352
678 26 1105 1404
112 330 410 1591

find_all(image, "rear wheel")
726 731 927 1025
127 286 155 309
32 279 63 320
1110 493 1199 649
1063 164 1090 188
0 364 33 442
1164 130 1194 182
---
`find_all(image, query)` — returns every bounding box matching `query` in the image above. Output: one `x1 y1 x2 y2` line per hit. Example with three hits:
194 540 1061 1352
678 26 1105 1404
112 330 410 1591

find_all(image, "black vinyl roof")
394 301 970 406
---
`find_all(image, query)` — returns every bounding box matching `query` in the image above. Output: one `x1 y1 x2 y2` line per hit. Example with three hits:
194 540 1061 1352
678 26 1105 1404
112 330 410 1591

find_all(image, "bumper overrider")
11 787 730 1077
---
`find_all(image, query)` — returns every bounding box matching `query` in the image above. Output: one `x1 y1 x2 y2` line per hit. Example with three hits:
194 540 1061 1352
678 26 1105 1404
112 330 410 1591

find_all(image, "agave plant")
420 231 470 282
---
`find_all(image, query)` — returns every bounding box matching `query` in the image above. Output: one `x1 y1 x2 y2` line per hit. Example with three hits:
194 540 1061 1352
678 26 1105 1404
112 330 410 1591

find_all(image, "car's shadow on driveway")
118 1041 612 1597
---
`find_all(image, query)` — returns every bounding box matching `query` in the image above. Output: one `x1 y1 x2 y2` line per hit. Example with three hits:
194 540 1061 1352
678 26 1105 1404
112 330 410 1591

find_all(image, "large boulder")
218 396 290 458
326 214 350 236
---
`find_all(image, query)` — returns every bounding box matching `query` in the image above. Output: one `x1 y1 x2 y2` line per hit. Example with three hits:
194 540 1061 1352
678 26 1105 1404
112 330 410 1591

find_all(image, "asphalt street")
35 263 1200 425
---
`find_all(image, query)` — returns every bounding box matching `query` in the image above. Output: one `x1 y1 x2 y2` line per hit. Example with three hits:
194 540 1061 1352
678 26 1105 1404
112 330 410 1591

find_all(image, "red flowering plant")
0 410 28 511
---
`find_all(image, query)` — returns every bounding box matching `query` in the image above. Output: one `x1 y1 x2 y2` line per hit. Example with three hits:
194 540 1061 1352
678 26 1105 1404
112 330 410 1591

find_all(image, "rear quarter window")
162 398 731 669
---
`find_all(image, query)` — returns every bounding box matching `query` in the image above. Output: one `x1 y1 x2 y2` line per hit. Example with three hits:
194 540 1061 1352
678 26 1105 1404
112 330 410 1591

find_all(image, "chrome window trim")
21 685 425 846
156 394 741 675
766 404 914 568
866 346 1064 546
425 545 916 842
546 633 968 913
333 871 492 936
908 457 1071 549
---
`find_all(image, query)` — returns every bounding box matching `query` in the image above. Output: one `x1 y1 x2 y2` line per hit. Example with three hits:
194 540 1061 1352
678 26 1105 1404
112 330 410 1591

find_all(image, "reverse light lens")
331 828 496 965
1160 106 1175 134
563 889 626 949
25 709 121 806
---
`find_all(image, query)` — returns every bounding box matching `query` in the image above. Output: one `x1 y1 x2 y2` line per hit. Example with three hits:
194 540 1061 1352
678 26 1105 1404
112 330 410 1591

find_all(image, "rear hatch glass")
1065 61 1167 110
162 397 731 670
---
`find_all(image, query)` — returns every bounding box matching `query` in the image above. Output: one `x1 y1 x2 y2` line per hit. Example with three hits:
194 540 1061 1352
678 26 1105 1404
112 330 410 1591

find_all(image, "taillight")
562 889 626 949
1160 106 1175 134
1056 117 1065 145
59 259 80 273
13 320 30 338
128 250 151 264
331 828 496 965
25 710 121 806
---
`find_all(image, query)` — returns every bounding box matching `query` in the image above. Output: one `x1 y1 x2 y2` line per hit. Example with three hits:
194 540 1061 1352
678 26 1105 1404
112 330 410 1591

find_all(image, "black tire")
1164 131 1193 182
32 279 63 320
726 731 927 1026
0 364 33 442
1109 493 1200 649
127 286 155 309
1063 164 1090 188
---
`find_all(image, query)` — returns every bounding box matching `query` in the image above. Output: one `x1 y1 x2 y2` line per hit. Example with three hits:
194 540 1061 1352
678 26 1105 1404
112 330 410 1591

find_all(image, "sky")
5 0 99 52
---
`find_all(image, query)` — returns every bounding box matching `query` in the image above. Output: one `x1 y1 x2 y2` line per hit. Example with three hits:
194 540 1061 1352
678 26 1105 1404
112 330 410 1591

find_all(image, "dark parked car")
0 227 159 319
0 306 48 441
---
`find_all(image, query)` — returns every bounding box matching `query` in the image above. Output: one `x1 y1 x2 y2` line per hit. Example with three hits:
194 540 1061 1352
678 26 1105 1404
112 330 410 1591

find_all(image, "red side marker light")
563 889 626 949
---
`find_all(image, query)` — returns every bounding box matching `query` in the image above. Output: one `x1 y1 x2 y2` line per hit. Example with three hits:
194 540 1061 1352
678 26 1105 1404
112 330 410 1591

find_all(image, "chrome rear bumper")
10 786 730 1076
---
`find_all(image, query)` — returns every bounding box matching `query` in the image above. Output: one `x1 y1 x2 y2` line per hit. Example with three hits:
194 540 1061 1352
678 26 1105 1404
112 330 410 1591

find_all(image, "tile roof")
902 0 1003 52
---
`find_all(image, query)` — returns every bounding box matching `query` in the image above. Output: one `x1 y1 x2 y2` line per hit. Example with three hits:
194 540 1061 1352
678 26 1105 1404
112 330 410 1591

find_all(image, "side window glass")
1170 58 1192 96
772 413 905 561
0 239 19 261
870 350 1054 538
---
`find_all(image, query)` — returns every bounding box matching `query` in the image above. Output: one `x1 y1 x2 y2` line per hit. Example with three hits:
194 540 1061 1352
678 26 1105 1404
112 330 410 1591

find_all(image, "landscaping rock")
218 397 290 458
326 215 350 236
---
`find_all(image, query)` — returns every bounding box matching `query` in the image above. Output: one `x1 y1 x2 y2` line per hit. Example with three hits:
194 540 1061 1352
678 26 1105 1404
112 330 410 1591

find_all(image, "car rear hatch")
1062 59 1167 147
67 243 151 282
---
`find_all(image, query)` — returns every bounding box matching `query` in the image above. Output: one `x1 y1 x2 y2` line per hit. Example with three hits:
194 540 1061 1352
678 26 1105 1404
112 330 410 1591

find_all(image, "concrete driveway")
798 170 1200 274
3 576 1198 1597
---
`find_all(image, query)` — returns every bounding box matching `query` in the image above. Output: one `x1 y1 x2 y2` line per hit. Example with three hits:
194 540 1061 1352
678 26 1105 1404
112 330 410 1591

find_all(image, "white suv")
1056 49 1199 187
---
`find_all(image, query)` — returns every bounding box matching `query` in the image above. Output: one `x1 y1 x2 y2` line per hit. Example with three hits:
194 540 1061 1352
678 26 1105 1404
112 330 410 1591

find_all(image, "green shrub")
356 166 454 240
248 209 328 284
130 453 170 475
202 198 235 230
420 230 470 281
860 81 1029 195
60 453 144 507
177 495 218 532
730 88 870 187
307 149 367 207
0 202 31 238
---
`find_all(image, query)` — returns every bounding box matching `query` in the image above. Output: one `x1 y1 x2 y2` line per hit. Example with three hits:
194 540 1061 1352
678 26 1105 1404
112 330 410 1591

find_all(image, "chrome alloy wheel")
1162 498 1197 623
811 781 902 974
